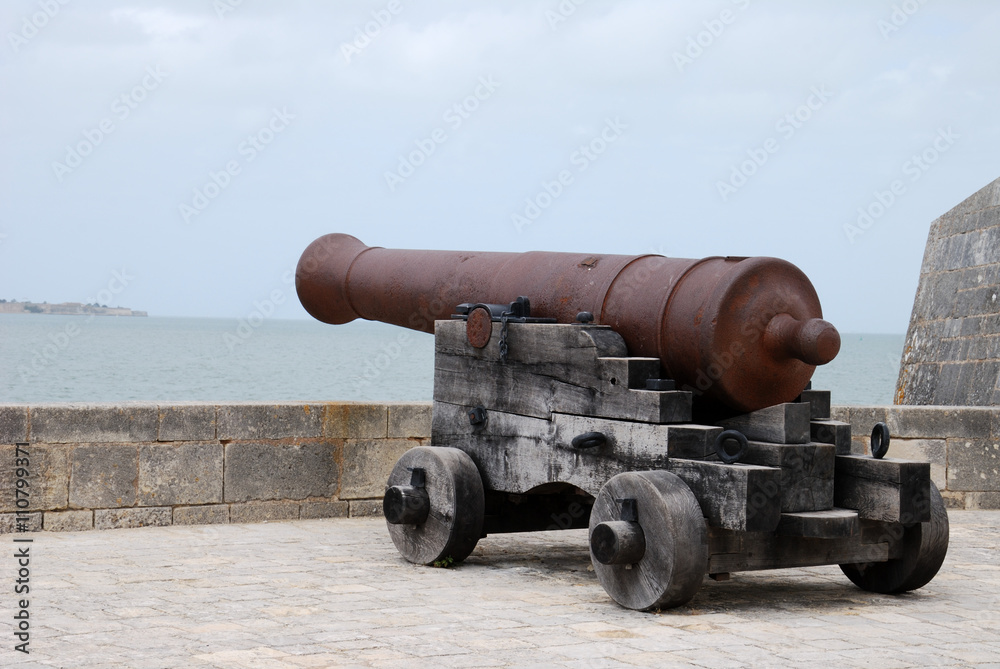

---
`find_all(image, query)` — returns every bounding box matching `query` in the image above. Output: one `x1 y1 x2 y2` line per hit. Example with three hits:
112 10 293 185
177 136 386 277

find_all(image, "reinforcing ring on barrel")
715 430 748 464
870 422 890 459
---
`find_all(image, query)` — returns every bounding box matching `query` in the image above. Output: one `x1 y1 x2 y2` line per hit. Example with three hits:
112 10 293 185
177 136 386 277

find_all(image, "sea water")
0 314 902 406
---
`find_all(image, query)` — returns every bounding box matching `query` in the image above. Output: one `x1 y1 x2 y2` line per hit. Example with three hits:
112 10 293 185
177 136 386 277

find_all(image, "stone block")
969 335 1000 360
946 180 1000 217
224 440 338 502
964 491 1000 509
44 510 93 532
387 403 432 439
946 438 1000 492
888 438 947 489
0 443 70 512
0 512 42 533
173 505 229 525
940 490 966 508
926 270 963 318
897 363 939 405
300 500 349 519
961 315 986 337
887 406 992 439
138 442 223 506
846 406 888 435
0 406 28 443
325 403 387 439
992 410 1000 440
217 403 323 440
349 499 383 517
158 404 215 441
968 363 1000 405
31 404 158 443
94 507 172 530
229 500 299 524
936 337 969 362
830 406 850 423
931 364 962 404
69 444 138 509
339 439 414 500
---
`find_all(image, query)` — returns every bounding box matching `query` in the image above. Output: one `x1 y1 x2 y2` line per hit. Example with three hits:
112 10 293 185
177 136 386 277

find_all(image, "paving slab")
2 511 998 667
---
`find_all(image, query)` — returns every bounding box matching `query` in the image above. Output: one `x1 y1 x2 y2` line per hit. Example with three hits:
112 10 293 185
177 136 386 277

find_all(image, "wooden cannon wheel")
384 446 485 565
840 484 949 594
589 471 708 611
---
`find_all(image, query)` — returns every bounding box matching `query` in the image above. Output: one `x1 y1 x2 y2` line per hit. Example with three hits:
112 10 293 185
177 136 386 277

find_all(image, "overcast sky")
1 0 998 334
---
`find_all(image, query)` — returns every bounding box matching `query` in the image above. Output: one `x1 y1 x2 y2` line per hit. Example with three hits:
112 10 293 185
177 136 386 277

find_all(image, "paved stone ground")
3 512 999 668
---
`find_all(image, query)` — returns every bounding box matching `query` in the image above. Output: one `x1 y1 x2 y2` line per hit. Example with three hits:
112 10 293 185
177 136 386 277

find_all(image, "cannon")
297 233 949 610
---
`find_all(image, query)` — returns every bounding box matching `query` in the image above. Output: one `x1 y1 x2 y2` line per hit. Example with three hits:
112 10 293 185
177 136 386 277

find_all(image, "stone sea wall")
1 401 996 533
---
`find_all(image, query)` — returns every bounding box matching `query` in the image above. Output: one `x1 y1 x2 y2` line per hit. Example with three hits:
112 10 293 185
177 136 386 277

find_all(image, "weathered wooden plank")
553 414 722 460
658 424 722 459
716 402 811 444
669 459 781 533
434 402 689 496
738 441 835 513
834 456 931 524
435 318 627 362
433 320 692 424
798 389 831 420
707 526 743 554
859 519 906 559
776 508 859 538
835 454 929 484
811 420 852 455
708 533 890 573
432 402 777 534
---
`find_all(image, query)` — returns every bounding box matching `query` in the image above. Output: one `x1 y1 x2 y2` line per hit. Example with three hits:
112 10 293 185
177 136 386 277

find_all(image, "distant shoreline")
0 300 147 317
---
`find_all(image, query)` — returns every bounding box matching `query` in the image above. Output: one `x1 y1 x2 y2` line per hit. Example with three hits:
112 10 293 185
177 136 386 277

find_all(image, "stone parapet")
832 404 1000 508
0 402 431 532
1 400 996 534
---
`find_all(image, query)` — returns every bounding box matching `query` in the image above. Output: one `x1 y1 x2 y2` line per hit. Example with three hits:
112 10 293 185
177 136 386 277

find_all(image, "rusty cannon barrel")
296 233 840 412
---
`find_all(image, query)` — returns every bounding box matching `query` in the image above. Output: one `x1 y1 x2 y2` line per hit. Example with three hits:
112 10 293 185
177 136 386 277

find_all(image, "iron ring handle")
572 432 607 450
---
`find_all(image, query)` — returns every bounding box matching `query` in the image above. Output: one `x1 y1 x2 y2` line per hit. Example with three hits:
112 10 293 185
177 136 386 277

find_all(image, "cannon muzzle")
296 233 839 412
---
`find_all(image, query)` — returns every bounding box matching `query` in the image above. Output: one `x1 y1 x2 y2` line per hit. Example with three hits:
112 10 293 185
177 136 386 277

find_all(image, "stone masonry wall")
831 404 999 509
0 402 430 533
1 401 997 533
896 175 1000 406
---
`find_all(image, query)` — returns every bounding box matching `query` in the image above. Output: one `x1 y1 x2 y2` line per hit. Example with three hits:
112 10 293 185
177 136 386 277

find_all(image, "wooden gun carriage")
297 234 949 610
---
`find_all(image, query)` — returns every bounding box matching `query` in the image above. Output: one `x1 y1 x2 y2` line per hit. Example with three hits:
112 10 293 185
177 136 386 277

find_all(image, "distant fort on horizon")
0 299 147 317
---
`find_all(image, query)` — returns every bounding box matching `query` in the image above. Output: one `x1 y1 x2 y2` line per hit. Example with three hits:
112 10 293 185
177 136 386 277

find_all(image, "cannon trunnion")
296 235 949 610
